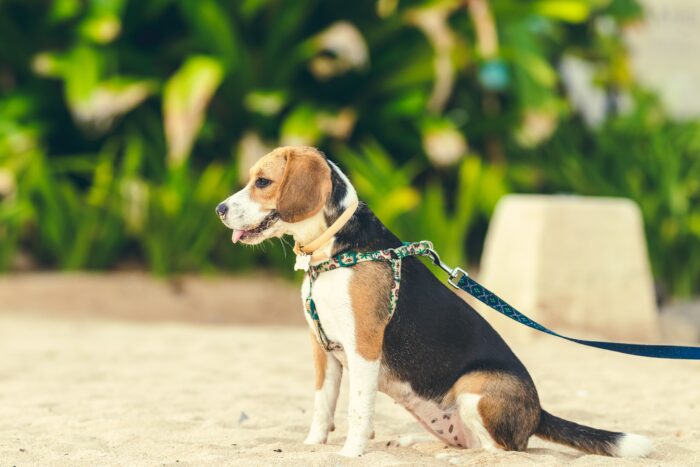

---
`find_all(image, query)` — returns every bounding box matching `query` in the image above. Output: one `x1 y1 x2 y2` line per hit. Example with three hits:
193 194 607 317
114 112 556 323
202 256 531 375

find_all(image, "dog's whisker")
278 237 288 258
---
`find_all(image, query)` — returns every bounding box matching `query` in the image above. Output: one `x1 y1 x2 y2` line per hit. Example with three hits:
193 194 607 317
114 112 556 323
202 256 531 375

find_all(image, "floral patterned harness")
304 240 434 351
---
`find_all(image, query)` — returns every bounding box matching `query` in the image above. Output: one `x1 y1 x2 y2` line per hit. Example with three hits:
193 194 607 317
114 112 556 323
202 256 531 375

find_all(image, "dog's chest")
301 268 356 347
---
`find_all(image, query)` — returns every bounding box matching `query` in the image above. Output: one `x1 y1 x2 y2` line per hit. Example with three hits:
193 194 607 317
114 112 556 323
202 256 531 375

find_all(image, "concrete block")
473 195 659 343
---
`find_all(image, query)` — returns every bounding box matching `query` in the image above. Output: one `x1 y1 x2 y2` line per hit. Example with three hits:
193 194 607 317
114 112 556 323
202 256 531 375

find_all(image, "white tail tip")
614 433 653 458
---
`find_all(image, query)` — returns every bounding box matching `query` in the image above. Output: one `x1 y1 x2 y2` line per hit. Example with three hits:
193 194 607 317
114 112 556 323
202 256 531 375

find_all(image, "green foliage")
340 142 508 268
0 96 36 269
408 157 508 268
338 142 422 228
1 0 698 297
25 144 127 269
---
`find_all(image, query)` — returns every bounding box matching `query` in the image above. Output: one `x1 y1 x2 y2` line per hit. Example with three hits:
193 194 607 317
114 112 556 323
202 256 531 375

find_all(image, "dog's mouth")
230 212 279 244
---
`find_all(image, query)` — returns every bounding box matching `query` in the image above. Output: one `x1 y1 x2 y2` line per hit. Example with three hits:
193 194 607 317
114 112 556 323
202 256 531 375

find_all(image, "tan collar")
293 199 359 262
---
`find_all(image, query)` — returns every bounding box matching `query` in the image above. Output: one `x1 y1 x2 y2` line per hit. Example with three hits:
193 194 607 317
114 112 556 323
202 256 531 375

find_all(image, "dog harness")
303 239 700 359
304 241 434 351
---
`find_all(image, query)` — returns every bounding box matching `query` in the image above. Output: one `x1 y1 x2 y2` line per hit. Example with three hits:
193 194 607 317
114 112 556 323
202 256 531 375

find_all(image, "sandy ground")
0 312 698 466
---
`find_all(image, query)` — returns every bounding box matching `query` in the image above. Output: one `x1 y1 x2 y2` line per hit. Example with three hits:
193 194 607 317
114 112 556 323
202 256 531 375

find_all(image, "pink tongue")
231 230 245 244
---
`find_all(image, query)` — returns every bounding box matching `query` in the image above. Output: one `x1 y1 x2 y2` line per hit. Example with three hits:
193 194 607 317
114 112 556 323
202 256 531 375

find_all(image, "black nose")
216 203 228 217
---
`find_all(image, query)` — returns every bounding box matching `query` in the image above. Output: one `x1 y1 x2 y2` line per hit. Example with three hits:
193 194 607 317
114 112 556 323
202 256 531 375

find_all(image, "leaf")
244 89 287 116
163 56 224 166
71 78 157 132
180 0 242 71
63 46 103 105
514 53 557 88
79 13 121 43
531 0 591 23
280 105 321 146
50 0 82 22
79 0 127 43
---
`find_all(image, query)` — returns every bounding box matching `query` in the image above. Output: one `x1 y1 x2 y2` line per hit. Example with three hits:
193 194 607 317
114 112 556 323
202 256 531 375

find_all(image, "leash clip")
426 248 468 288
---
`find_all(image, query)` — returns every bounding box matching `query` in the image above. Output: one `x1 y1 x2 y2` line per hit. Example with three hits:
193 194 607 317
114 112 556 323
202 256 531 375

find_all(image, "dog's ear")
277 148 332 223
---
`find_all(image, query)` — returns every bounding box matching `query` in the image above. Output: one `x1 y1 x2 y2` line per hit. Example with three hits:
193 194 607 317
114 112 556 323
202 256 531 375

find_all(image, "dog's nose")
216 203 228 217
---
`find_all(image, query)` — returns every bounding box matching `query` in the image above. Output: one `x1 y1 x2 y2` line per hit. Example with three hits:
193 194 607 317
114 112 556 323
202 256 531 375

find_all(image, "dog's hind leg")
304 333 343 445
456 393 500 451
453 371 540 452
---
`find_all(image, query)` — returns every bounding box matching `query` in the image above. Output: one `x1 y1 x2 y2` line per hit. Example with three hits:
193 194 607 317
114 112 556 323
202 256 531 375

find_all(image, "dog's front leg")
339 351 380 457
304 333 342 445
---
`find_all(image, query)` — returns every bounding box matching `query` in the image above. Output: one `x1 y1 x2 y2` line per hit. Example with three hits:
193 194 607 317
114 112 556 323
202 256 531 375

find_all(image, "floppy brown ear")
276 148 332 223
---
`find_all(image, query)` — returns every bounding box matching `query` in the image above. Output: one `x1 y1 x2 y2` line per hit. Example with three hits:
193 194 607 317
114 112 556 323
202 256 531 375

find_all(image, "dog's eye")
255 177 272 189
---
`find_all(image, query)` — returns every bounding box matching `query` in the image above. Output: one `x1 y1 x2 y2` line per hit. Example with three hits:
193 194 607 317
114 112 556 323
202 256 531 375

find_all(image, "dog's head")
216 146 338 245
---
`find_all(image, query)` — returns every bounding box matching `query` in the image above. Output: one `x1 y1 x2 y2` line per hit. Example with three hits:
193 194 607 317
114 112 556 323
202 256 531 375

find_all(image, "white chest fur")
301 268 356 348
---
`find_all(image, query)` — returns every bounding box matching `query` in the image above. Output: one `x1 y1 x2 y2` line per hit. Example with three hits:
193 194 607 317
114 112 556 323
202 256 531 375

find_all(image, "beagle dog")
216 146 652 458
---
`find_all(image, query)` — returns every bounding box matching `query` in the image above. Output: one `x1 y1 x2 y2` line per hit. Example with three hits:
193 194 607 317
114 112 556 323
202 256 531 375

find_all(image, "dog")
216 146 652 458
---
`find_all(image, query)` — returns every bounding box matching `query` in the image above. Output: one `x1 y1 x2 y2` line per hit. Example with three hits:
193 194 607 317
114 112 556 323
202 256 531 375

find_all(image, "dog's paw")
384 435 418 448
339 439 367 457
303 432 328 445
338 445 365 458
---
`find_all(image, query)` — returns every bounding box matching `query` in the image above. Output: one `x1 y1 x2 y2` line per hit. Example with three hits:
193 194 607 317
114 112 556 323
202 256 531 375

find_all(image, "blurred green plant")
340 141 508 268
2 0 698 298
0 96 36 269
409 157 508 268
338 141 422 228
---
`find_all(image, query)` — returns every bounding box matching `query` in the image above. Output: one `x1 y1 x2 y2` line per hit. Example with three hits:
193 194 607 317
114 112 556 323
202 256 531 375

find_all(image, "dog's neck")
285 201 359 264
284 210 330 247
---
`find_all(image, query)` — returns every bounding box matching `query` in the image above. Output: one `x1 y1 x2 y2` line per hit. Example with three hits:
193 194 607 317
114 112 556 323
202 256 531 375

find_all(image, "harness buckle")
426 248 469 289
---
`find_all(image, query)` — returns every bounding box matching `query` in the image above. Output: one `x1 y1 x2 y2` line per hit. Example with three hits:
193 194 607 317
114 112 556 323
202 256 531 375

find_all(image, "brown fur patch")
244 147 332 218
349 262 393 360
449 371 541 451
309 331 327 390
248 149 287 208
276 147 331 223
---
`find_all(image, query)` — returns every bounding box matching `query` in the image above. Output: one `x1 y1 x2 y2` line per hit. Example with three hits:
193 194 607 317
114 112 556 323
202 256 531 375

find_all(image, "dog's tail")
535 409 652 457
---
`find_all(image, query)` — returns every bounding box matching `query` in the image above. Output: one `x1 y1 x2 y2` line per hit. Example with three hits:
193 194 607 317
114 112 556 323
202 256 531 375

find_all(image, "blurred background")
1 0 699 298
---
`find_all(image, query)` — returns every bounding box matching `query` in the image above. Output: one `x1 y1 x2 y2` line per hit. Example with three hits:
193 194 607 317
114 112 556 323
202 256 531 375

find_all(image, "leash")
424 243 700 360
304 240 700 359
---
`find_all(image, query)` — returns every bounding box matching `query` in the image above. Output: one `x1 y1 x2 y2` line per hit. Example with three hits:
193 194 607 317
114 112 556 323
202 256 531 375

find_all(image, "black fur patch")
324 161 348 225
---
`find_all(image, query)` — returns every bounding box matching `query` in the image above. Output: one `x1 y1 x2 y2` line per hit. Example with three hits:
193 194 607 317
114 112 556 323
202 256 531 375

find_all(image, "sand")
0 311 698 466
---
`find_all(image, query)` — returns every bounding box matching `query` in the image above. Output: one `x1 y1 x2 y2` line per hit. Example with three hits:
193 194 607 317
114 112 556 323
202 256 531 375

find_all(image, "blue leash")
424 246 700 360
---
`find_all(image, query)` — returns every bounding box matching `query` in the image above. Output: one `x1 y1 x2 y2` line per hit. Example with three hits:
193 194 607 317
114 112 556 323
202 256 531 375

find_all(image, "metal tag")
294 254 311 271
